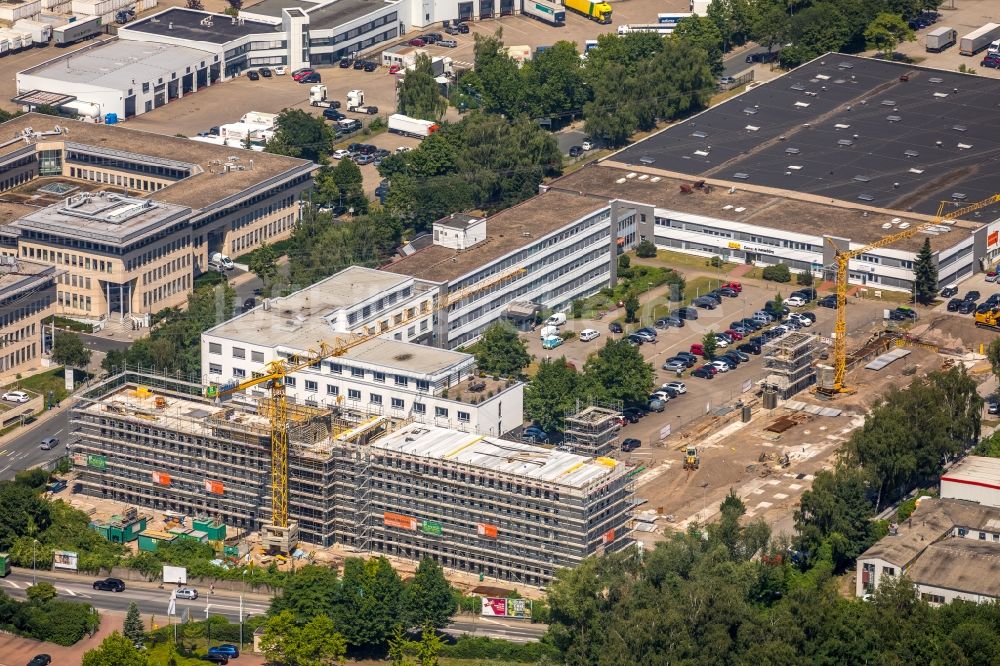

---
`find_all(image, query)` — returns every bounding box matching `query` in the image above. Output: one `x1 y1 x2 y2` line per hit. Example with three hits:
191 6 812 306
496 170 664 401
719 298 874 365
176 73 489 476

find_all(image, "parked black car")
676 306 699 320
941 285 958 298
621 438 641 452
818 295 837 308
790 288 817 301
963 291 981 302
692 367 714 379
246 70 260 80
364 61 379 72
339 57 353 68
622 408 645 422
959 300 977 314
626 334 644 345
609 322 623 334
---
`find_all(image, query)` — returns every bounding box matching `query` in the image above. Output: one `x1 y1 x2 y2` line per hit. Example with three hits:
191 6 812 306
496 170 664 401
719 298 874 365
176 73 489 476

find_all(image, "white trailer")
13 19 52 45
53 15 102 46
960 23 1000 56
388 114 439 139
925 26 956 52
522 0 565 27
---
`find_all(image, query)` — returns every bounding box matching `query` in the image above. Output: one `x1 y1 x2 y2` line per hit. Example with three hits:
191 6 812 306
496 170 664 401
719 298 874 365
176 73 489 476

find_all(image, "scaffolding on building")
761 332 819 398
563 399 623 456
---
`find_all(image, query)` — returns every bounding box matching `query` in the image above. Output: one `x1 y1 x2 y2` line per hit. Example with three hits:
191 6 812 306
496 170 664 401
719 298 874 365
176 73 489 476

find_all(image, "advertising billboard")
384 512 418 530
481 597 532 619
420 520 442 535
152 471 171 486
86 454 107 470
52 550 78 571
204 479 224 495
163 565 187 584
477 523 498 539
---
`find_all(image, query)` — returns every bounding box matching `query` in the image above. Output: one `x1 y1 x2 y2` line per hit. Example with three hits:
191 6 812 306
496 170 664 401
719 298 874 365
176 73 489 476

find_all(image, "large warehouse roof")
616 54 1000 220
125 8 279 42
20 40 214 91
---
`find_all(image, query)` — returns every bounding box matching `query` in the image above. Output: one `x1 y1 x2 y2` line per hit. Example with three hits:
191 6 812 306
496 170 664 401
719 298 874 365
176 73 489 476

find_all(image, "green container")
0 553 10 577
193 519 227 541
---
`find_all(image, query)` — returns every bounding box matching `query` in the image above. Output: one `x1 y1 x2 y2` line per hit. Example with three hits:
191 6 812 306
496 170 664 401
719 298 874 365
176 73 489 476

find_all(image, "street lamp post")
32 539 37 585
240 570 247 651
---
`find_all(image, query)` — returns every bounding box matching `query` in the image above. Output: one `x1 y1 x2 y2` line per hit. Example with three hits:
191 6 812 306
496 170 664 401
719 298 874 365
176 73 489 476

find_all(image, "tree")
673 15 725 75
330 557 403 648
26 582 57 604
762 264 791 283
266 109 334 164
403 558 456 629
913 237 938 305
82 632 149 666
624 294 640 323
751 3 791 54
472 30 529 117
185 0 203 9
261 611 347 666
101 348 127 375
329 157 369 214
247 242 279 297
398 54 448 121
581 338 654 405
475 323 530 378
288 207 402 287
702 330 718 360
635 240 657 258
523 41 590 122
268 564 340 623
51 331 91 369
987 339 1000 383
524 358 579 432
795 466 879 571
865 12 915 60
123 601 145 645
780 4 851 68
796 271 814 286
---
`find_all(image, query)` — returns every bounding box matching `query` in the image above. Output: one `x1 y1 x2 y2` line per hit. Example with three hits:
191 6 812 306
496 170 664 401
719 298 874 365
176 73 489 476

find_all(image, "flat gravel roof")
616 54 1000 220
125 8 279 43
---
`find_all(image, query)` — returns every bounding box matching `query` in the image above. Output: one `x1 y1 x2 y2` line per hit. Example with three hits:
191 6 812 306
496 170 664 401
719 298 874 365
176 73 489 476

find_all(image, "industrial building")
201 265 524 436
71 371 632 584
0 257 60 382
0 115 312 327
856 457 1000 605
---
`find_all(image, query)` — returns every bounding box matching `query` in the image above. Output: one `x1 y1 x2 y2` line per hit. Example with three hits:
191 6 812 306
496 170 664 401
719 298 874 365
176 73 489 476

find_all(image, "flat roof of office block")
373 422 626 491
555 163 972 254
0 257 58 294
125 8 279 42
941 456 1000 491
0 116 313 211
614 54 1000 221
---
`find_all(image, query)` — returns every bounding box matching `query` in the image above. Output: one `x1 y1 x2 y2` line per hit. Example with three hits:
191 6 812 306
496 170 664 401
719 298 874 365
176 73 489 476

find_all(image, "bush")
440 636 560 662
707 256 724 268
369 116 387 131
762 264 792 283
635 240 657 258
796 271 814 286
572 299 584 319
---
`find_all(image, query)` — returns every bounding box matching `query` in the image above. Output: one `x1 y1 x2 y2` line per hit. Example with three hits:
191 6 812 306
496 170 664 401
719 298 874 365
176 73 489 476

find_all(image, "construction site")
69 369 634 586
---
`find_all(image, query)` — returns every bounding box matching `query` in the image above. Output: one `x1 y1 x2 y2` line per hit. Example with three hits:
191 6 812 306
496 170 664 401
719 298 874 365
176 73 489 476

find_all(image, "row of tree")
794 366 980 571
0 584 99 647
456 30 716 147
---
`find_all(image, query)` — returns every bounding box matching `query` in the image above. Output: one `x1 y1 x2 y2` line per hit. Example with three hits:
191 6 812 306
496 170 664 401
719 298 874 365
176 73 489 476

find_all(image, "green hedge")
440 636 559 662
0 590 100 646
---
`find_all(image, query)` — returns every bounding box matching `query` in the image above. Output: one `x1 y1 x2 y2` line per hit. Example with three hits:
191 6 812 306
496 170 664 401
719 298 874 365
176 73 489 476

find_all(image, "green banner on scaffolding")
420 520 442 535
87 454 107 470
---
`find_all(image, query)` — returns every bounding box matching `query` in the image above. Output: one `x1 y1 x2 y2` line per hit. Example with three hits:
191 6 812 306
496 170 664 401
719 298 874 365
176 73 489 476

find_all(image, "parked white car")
582 140 594 150
663 381 687 394
2 390 29 403
789 313 812 326
710 360 731 373
713 336 729 348
332 149 351 160
274 66 287 75
580 328 600 342
785 296 806 307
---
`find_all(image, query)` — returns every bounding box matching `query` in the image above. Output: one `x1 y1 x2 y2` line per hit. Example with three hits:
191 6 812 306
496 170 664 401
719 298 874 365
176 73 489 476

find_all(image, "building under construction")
562 403 622 456
70 370 634 584
761 332 820 398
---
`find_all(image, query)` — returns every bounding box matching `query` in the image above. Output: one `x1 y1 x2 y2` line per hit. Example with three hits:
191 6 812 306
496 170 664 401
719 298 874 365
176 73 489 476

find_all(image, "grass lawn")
632 249 740 274
3 367 76 404
47 315 95 334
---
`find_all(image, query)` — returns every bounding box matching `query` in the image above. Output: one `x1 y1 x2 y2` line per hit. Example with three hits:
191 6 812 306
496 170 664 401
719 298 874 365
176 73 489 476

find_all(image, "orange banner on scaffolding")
152 471 171 486
602 528 616 544
477 523 498 539
383 512 417 530
204 479 224 495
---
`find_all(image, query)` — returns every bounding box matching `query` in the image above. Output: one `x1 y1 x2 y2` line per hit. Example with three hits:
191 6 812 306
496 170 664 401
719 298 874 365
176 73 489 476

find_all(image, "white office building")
201 266 524 436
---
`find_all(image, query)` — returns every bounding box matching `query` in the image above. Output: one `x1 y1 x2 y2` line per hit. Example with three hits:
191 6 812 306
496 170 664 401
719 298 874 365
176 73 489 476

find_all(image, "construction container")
0 552 10 577
168 527 208 543
193 518 227 541
0 0 42 22
71 0 129 15
137 530 177 552
90 512 147 543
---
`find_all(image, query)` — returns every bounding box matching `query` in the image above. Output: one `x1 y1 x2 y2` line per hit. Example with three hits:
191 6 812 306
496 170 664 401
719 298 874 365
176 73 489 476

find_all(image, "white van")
580 329 600 342
545 313 567 326
209 252 235 271
539 325 559 339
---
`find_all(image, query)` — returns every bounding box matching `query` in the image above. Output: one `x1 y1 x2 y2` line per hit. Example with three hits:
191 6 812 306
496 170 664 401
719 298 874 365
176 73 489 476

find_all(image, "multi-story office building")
384 196 634 348
201 266 524 436
0 257 59 382
0 115 313 324
71 372 631 584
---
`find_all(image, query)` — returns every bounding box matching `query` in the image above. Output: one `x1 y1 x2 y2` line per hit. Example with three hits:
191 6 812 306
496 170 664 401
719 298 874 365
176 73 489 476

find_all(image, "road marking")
0 580 20 589
62 587 77 596
0 465 9 475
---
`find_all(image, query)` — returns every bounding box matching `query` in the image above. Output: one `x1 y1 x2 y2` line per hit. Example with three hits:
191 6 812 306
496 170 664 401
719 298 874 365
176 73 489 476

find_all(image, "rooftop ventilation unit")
886 115 902 122
882 223 893 229
638 156 655 165
904 149 919 157
952 125 968 132
745 125 759 132
957 143 972 150
785 147 800 154
838 62 854 69
790 82 806 91
723 204 734 210
881 100 896 106
838 139 854 147
638 174 649 180
787 165 803 170
834 123 850 129
815 73 830 80
853 175 871 182
794 101 810 108
650 177 661 183
908 168 924 174
626 172 636 178
615 178 626 184
857 193 875 202
898 222 911 229
734 207 746 212
694 150 709 157
691 130 708 138
733 172 750 180
952 192 968 200
743 107 758 115
929 77 943 83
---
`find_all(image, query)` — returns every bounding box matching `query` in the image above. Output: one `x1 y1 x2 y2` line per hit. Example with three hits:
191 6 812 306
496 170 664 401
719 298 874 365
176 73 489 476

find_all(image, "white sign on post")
658 424 671 441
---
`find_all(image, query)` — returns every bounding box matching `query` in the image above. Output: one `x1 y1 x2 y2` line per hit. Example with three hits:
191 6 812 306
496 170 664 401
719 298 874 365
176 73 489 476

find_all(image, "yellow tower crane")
204 266 526 553
825 194 1000 394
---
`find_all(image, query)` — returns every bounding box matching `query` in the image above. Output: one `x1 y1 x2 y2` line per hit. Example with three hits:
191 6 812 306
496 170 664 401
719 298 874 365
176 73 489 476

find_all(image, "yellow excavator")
683 446 700 471
975 307 1000 332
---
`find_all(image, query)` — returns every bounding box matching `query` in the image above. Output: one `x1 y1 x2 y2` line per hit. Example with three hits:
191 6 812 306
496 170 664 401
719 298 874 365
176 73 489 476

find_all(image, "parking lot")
894 0 1000 78
521 278 895 457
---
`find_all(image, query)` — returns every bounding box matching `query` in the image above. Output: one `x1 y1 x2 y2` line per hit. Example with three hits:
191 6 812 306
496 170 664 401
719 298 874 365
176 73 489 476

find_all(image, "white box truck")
960 23 1000 56
388 114 439 139
925 26 956 52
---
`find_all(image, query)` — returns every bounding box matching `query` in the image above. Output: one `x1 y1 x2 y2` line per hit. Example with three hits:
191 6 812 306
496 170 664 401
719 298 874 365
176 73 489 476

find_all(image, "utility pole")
32 539 37 585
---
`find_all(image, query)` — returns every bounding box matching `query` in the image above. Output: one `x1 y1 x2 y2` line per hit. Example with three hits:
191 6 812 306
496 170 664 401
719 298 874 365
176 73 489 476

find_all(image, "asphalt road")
0 409 70 481
0 570 271 623
0 569 547 641
723 44 768 77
